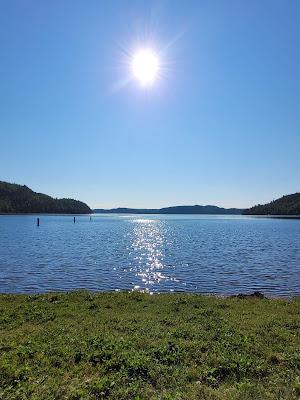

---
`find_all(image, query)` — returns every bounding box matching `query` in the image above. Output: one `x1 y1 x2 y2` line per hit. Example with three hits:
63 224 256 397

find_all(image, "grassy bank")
0 292 299 399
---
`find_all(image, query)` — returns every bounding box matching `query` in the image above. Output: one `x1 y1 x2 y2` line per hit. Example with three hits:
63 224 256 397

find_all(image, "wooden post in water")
90 216 92 222
74 216 76 223
37 217 40 227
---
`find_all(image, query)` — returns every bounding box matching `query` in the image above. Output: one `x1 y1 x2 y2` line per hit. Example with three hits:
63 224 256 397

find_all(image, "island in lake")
0 181 91 214
94 205 244 215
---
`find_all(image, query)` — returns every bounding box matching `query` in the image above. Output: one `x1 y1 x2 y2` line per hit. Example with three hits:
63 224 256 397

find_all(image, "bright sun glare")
132 49 159 87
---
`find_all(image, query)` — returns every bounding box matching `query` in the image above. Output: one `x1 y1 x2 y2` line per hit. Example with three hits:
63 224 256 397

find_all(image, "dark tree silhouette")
0 181 92 214
243 193 300 215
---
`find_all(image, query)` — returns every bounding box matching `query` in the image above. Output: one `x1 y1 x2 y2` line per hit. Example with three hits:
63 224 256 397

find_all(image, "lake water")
0 214 299 296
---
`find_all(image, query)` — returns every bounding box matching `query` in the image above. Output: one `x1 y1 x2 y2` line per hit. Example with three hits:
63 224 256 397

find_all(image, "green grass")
0 291 299 399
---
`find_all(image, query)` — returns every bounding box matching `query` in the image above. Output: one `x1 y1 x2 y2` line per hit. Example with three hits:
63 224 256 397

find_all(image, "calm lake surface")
0 214 299 296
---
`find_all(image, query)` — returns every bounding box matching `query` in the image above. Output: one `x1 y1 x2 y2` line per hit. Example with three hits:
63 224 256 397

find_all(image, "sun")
131 49 159 87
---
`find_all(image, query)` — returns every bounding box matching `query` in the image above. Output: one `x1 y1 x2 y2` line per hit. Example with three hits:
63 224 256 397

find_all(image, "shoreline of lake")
1 289 299 300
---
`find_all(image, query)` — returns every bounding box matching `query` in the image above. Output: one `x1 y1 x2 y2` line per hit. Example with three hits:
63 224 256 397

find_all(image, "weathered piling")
37 217 40 227
74 217 76 223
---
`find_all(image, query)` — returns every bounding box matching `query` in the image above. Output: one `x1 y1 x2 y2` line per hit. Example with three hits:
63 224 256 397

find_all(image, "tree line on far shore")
0 181 91 214
243 193 300 215
1 180 299 216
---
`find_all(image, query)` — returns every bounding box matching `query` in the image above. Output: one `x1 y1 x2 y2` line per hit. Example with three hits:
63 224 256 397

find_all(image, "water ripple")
0 214 299 296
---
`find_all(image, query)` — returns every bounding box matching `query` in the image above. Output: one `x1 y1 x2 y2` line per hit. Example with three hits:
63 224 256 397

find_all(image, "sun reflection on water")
126 218 174 291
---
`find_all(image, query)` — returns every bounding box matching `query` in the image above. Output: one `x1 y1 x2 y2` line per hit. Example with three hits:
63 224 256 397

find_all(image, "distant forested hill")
0 181 91 214
94 205 243 215
243 193 300 215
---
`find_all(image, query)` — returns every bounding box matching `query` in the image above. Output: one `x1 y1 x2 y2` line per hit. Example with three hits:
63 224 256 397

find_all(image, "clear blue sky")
0 0 299 209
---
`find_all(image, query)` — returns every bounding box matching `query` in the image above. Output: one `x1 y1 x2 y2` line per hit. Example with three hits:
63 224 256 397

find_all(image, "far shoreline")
1 212 300 219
